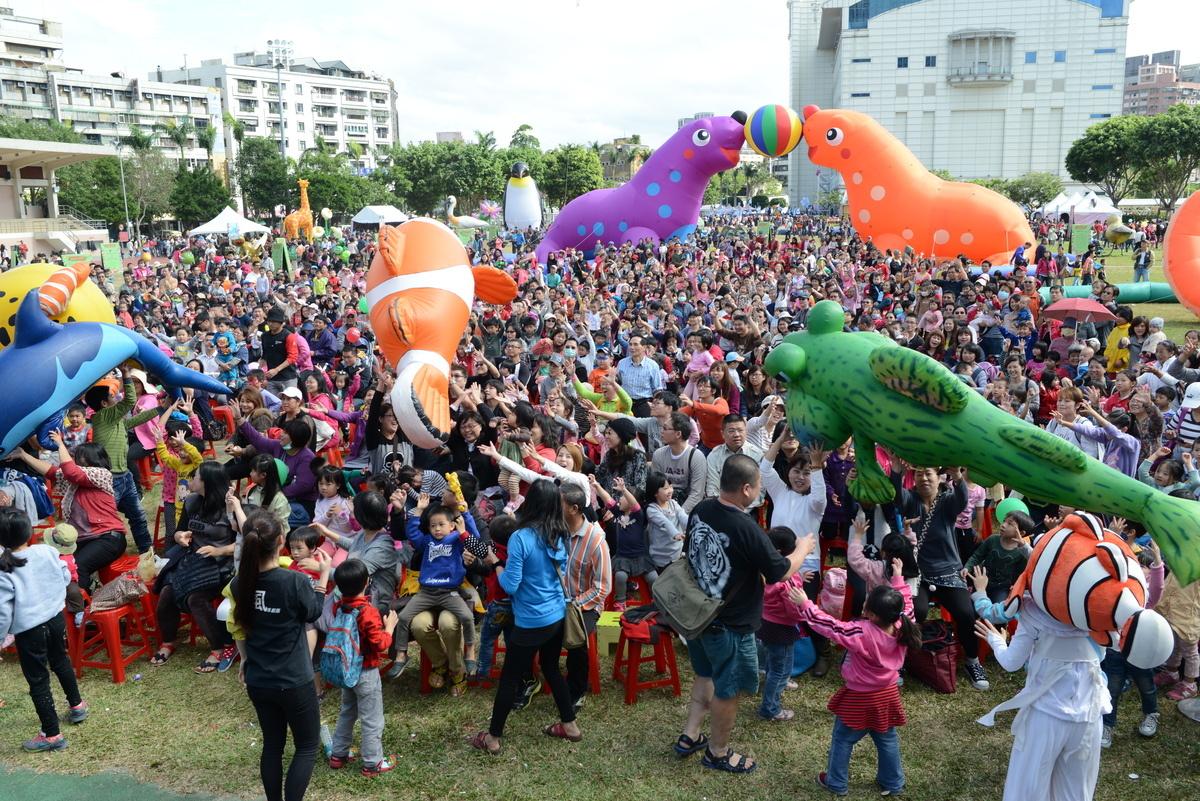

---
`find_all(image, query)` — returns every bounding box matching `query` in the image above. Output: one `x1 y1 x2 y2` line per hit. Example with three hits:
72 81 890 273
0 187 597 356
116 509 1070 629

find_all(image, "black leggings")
803 571 828 648
913 583 978 660
246 682 320 801
489 620 575 738
224 456 254 482
15 612 81 739
156 584 232 649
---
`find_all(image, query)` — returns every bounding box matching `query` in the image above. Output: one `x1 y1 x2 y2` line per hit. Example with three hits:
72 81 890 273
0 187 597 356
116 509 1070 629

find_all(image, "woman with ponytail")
792 538 919 797
224 510 331 801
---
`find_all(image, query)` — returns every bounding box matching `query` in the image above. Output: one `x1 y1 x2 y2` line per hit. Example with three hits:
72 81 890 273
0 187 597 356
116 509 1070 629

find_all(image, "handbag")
651 556 748 640
90 571 148 612
171 548 225 610
553 561 587 650
903 619 958 694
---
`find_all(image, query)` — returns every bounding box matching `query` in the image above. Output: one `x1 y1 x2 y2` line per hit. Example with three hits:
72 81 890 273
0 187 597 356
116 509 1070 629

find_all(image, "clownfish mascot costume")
366 219 517 450
977 512 1173 801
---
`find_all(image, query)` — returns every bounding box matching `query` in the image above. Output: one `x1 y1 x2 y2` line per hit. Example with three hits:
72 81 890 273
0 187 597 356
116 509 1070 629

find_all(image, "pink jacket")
762 571 806 628
847 526 917 595
799 575 913 693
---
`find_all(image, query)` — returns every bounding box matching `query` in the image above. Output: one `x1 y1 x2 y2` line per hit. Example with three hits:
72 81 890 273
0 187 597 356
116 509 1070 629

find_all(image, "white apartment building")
0 10 219 165
158 50 398 170
786 0 1130 208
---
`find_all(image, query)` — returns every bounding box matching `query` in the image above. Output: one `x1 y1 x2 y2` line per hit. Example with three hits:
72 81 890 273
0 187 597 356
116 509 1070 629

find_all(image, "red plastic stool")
320 446 344 468
605 580 653 611
98 553 140 585
212 406 236 438
538 629 601 696
611 628 680 705
136 455 163 492
73 603 152 683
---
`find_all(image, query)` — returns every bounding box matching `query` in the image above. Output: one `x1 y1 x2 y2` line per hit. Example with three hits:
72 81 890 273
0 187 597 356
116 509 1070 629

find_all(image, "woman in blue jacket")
473 480 580 754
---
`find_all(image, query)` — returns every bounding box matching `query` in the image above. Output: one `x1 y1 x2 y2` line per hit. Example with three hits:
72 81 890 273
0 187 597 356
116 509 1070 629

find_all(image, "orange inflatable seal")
801 105 1034 269
365 218 517 449
1163 191 1200 319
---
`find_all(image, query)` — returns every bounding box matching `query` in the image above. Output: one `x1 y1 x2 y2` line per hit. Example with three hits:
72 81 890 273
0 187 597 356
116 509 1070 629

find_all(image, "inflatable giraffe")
283 179 314 243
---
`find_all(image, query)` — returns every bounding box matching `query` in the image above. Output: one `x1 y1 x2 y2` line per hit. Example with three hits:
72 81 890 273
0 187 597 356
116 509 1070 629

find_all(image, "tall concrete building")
158 48 398 170
1123 53 1200 116
786 0 1130 209
0 10 219 165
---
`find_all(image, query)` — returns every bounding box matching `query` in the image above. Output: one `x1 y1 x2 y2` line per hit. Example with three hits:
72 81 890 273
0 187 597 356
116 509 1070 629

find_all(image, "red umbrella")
1040 297 1117 324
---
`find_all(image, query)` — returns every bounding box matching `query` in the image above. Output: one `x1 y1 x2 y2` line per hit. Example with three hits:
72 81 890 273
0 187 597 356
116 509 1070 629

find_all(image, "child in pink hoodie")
757 526 805 722
797 542 920 798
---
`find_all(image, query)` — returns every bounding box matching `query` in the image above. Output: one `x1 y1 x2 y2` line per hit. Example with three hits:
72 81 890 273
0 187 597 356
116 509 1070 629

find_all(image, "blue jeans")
1134 266 1150 283
112 469 151 553
475 600 514 677
758 640 794 719
1102 649 1156 727
826 716 904 795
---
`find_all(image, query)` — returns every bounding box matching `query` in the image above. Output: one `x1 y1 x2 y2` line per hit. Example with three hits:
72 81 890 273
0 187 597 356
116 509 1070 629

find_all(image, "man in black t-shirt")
675 454 804 774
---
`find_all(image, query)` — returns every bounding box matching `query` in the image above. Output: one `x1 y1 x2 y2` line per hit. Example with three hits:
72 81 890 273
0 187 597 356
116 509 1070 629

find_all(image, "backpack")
320 602 363 689
817 567 847 619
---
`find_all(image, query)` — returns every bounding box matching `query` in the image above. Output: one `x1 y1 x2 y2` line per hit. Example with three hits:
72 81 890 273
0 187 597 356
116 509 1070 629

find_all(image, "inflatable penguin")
503 161 542 231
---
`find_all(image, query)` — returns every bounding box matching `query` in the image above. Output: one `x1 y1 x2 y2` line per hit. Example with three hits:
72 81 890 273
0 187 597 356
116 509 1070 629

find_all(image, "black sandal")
674 732 708 757
701 747 757 774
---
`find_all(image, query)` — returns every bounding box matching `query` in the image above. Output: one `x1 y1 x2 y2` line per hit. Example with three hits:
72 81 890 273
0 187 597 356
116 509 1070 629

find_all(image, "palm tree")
474 130 496 153
222 111 245 147
741 163 765 203
155 118 195 162
346 141 363 162
195 125 217 158
119 128 155 151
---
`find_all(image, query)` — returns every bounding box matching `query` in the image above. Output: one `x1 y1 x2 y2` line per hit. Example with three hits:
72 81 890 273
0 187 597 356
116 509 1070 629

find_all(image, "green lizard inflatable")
764 299 1200 584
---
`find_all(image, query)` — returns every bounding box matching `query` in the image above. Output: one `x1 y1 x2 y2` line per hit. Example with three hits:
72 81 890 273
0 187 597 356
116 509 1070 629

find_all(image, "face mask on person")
538 366 550 376
998 291 1010 301
563 347 577 359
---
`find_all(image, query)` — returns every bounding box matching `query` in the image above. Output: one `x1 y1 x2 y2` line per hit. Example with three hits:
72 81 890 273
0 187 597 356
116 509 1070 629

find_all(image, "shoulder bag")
651 556 748 640
553 560 587 650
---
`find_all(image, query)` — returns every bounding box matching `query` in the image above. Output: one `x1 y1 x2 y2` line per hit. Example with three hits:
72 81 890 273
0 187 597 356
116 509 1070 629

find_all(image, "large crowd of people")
0 207 1193 800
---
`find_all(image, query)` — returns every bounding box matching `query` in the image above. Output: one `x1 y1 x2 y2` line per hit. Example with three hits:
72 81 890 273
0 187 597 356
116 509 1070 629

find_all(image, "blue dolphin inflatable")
0 289 229 457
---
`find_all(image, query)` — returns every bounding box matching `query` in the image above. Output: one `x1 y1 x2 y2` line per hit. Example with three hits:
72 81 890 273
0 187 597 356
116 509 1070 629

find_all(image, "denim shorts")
687 626 759 699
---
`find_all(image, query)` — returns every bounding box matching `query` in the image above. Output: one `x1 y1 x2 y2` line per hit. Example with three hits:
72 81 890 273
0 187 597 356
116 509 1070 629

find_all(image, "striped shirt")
615 356 663 400
90 379 160 474
565 520 612 612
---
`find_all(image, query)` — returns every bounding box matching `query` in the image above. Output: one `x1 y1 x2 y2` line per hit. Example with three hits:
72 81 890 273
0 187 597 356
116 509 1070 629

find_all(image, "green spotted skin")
764 300 1200 584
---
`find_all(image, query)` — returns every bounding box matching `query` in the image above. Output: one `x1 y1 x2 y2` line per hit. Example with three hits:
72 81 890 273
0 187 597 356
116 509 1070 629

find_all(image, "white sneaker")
1100 724 1114 748
1138 712 1160 737
964 661 990 691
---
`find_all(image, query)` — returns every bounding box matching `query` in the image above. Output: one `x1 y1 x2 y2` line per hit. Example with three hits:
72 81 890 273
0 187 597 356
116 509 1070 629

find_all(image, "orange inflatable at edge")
366 218 517 449
801 105 1035 270
1163 190 1200 319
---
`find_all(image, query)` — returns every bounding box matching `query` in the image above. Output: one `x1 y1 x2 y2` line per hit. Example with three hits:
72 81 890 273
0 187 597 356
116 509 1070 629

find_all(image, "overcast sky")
29 0 1200 149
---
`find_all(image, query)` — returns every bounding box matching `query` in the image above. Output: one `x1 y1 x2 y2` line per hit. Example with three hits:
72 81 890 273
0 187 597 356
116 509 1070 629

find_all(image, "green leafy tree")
509 124 541 150
1065 114 1146 207
195 125 217 158
170 165 232 228
56 158 127 224
222 111 246 146
928 168 953 181
233 137 290 217
970 177 1010 194
1130 104 1200 213
0 118 82 143
474 130 497 152
1004 171 1064 209
125 149 175 237
542 145 604 207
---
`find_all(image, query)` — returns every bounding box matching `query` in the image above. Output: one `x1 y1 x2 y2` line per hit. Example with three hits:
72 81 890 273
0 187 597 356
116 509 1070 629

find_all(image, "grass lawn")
2 493 1199 801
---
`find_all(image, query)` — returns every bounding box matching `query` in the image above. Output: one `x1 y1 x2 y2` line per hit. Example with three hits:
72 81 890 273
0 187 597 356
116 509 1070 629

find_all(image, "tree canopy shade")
1065 114 1147 207
233 137 291 217
56 158 128 224
1130 104 1200 213
170 164 233 229
541 145 605 208
0 118 83 143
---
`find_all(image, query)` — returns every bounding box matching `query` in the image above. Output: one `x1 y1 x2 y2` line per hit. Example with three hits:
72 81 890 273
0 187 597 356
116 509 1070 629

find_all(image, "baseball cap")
596 348 611 358
725 352 745 363
1060 317 1078 332
280 387 304 400
1184 383 1200 408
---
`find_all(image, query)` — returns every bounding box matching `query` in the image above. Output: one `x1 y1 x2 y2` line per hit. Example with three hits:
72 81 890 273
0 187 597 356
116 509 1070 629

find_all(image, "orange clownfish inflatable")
366 219 517 449
1163 190 1200 319
801 105 1035 270
1004 512 1172 669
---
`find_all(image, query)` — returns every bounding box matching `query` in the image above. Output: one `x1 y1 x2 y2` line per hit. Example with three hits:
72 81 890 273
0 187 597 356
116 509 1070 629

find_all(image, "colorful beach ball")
744 105 803 159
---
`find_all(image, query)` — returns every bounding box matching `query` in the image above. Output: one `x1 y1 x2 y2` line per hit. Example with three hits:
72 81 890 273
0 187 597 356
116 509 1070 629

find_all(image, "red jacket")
48 462 125 541
338 595 392 670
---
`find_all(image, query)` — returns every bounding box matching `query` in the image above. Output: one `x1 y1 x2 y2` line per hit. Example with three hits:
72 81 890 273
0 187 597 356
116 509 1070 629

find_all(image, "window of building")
297 121 305 132
295 83 303 94
236 79 256 94
1054 50 1066 63
299 140 307 151
925 55 937 67
1092 85 1114 90
295 103 303 112
1094 48 1116 54
238 99 257 112
897 56 908 68
1025 51 1037 64
851 58 871 63
1090 113 1113 118
194 118 208 129
376 127 389 138
850 92 871 97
